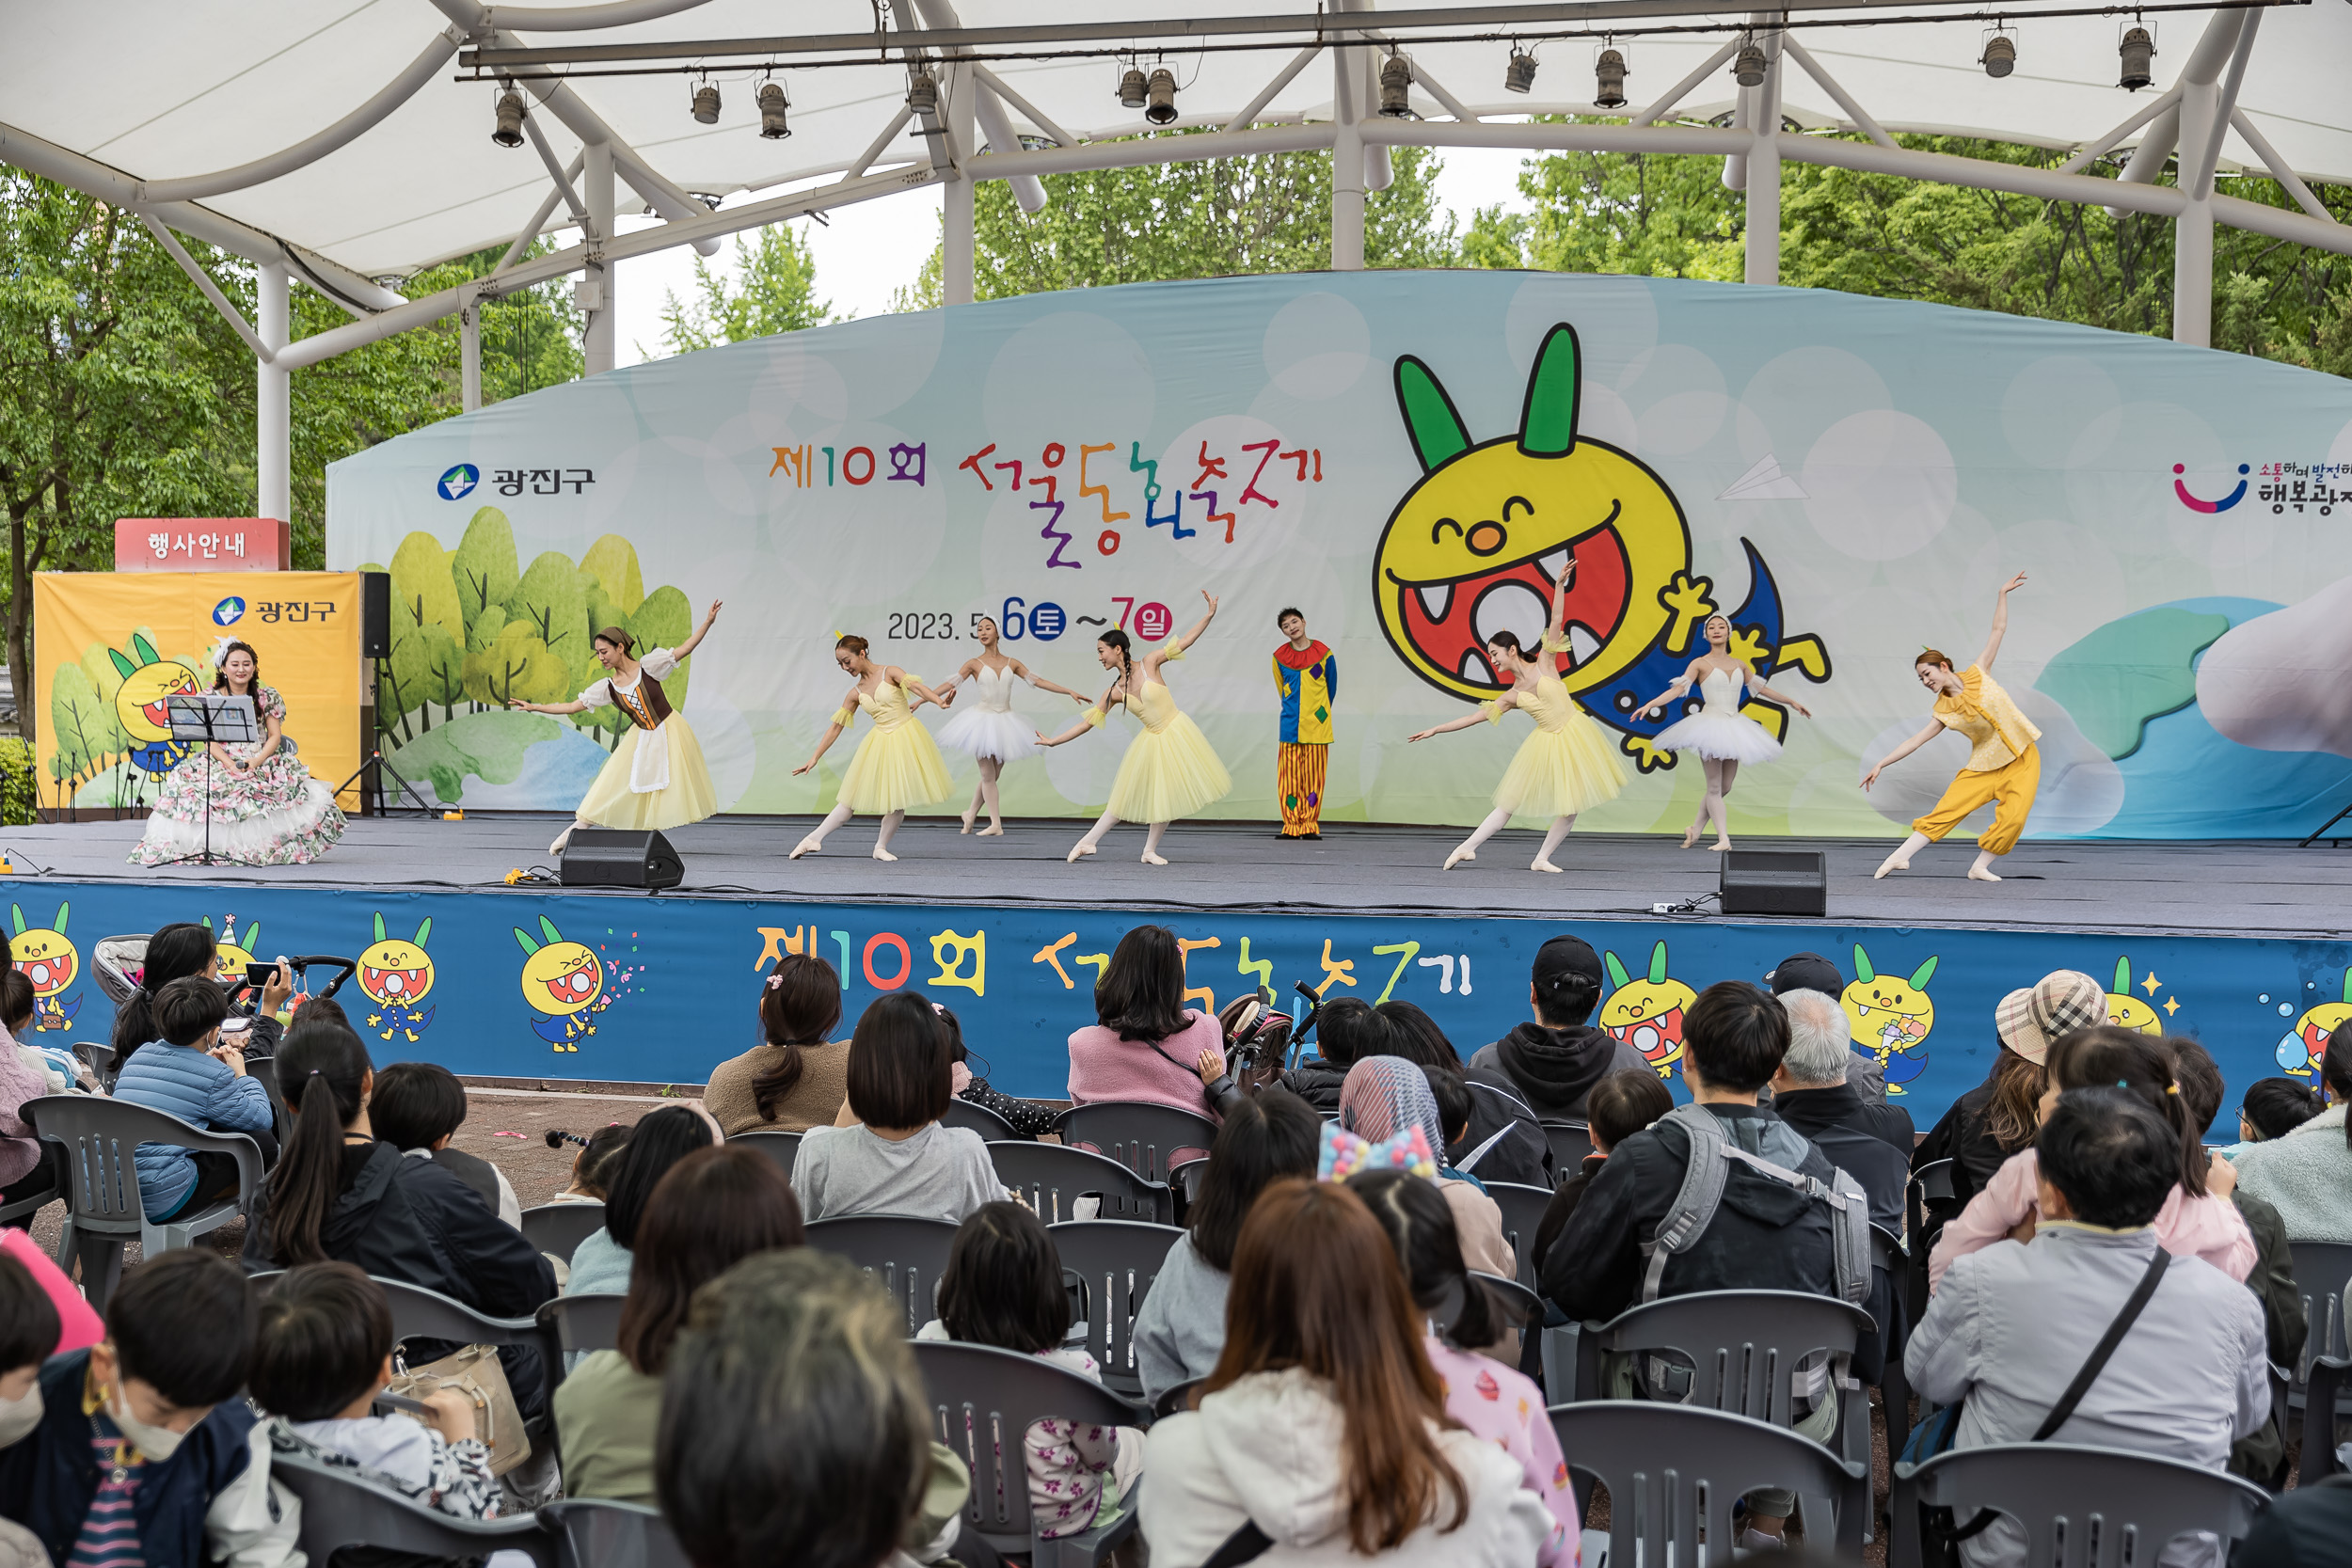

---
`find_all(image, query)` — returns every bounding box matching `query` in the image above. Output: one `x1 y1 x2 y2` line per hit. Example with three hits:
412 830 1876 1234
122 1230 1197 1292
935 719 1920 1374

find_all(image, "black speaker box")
360 571 391 658
1719 848 1826 917
560 828 684 891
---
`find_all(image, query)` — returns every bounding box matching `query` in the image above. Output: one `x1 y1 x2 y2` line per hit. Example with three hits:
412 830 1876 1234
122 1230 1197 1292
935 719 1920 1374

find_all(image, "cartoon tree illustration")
453 508 520 633
419 627 469 721
505 550 590 673
465 620 569 707
46 663 109 807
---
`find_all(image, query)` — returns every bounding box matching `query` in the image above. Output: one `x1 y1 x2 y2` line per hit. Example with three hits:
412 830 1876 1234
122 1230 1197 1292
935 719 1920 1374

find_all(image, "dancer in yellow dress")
789 633 955 862
510 601 723 855
1038 591 1232 865
1407 558 1627 873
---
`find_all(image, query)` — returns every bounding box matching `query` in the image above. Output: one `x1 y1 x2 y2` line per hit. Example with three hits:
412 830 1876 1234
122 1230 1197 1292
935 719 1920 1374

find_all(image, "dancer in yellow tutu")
510 601 723 855
1407 558 1627 873
1039 591 1232 865
789 633 955 862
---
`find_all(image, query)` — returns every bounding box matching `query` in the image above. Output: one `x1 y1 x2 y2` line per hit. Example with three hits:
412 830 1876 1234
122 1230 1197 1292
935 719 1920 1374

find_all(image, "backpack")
1639 1102 1873 1308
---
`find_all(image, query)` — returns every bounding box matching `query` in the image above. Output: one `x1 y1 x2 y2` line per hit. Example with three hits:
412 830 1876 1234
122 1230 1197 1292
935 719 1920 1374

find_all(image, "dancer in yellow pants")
1863 571 2040 883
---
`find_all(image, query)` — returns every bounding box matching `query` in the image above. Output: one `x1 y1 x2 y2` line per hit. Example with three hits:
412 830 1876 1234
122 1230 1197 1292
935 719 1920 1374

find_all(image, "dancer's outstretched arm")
1408 699 1509 743
1145 590 1219 673
1040 681 1120 746
791 687 861 774
671 600 723 660
1012 657 1091 704
1633 658 1704 720
1976 572 2028 671
1545 554 1579 645
511 695 590 716
1746 669 1813 718
1862 721 1946 789
894 667 950 711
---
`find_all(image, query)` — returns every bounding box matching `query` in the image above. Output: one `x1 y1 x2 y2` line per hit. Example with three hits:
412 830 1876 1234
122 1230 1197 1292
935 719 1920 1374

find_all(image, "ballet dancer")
1632 612 1813 850
932 616 1091 835
1407 557 1627 873
789 634 954 862
511 601 723 855
1864 571 2037 882
1037 591 1231 865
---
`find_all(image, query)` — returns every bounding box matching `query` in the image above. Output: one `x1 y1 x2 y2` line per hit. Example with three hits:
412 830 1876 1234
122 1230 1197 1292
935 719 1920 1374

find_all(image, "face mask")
106 1382 189 1462
0 1383 41 1447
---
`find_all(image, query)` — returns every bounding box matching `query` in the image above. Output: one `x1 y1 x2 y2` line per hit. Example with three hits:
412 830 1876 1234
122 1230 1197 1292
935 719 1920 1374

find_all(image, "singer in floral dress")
129 641 347 865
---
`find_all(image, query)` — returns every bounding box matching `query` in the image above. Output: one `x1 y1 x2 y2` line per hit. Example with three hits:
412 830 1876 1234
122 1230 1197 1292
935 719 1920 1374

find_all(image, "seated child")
547 1123 631 1204
369 1062 521 1226
109 975 277 1221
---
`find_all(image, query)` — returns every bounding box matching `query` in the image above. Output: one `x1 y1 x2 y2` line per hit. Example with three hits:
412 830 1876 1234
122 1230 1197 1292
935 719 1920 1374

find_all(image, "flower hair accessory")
1318 1120 1436 1182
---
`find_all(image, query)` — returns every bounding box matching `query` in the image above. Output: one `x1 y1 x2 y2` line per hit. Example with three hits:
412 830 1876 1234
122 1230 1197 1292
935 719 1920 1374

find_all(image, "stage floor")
9 814 2350 939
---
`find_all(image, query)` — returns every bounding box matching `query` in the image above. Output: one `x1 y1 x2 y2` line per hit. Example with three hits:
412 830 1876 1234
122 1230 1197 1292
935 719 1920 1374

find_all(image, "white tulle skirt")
1654 710 1783 764
936 705 1042 764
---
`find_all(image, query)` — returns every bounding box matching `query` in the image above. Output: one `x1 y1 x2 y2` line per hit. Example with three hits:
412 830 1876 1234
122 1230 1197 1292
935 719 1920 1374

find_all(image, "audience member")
557 1145 803 1503
1378 999 1550 1187
0 1250 301 1568
2222 1026 2352 1242
1762 951 1887 1101
0 1248 62 1443
917 1201 1142 1540
937 1004 1059 1138
1532 1068 1672 1275
1929 1025 2255 1292
1 1228 101 1361
1067 927 1236 1157
1140 1178 1552 1565
111 974 278 1221
1283 995 1377 1113
1134 1087 1322 1403
3 967 72 1101
110 921 293 1065
547 1121 631 1203
2237 1074 2323 1143
796 991 1007 1223
1337 1056 1516 1283
1352 1169 1578 1566
1468 935 1650 1121
368 1060 521 1226
1906 1089 2266 1568
2230 1472 2352 1564
704 954 850 1135
565 1103 718 1296
1913 971 2079 1212
1769 989 1914 1225
0 971 50 1208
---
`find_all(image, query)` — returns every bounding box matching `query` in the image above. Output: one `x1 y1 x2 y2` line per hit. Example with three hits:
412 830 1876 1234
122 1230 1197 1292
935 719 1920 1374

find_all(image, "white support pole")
944 63 977 307
1778 35 1895 150
137 214 274 361
581 139 614 374
2229 108 2332 222
461 293 483 412
1332 37 1366 271
1223 44 1320 134
1363 42 1393 194
1633 38 1743 127
1745 24 1783 286
257 263 291 526
2174 76 2217 346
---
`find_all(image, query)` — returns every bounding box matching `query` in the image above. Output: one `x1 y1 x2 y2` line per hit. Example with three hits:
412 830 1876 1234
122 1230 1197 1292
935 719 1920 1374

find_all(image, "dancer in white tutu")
932 617 1091 834
1632 613 1812 851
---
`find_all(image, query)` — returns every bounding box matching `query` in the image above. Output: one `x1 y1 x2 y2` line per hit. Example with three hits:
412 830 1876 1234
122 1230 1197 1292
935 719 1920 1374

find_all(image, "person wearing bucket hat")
1468 935 1650 1122
1992 969 2107 1067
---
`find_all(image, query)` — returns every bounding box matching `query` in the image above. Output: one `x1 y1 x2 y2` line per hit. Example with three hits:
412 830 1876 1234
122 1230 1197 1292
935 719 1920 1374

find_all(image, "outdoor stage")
6 814 2349 1120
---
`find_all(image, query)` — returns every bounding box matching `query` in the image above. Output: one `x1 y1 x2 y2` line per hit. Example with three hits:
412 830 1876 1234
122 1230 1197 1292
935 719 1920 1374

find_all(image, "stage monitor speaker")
560 828 684 891
360 571 391 658
1719 848 1826 917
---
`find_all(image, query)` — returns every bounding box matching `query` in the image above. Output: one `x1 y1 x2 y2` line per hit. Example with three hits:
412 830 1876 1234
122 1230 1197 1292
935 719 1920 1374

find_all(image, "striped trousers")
1279 742 1327 836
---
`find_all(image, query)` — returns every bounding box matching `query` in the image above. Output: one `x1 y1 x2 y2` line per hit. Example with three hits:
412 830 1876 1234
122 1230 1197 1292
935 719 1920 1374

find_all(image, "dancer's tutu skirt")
1494 716 1628 818
1106 714 1232 823
840 721 954 814
1653 710 1783 764
578 720 719 831
936 705 1042 764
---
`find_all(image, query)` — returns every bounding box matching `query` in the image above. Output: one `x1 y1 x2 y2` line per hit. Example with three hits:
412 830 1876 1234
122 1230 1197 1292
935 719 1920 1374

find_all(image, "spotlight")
691 83 721 124
1504 47 1537 94
907 67 938 119
1144 66 1177 125
1118 64 1149 109
757 82 790 139
1378 52 1414 118
1732 40 1767 87
1595 48 1628 109
491 87 526 149
1980 33 2015 78
2118 25 2154 90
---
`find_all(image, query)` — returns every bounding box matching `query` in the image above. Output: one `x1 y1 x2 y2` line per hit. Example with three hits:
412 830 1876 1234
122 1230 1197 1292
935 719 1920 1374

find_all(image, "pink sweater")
1066 1012 1224 1163
0 1023 45 1188
1927 1148 2257 1293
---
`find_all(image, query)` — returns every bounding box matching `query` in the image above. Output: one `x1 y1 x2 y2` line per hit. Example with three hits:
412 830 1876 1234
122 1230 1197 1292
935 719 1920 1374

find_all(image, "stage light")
691 83 721 124
907 67 938 119
1732 40 1767 87
1378 52 1414 118
1595 48 1628 109
491 88 526 149
2118 25 2154 89
1119 64 1149 109
1504 47 1537 94
1144 66 1178 125
1981 33 2016 77
757 82 790 138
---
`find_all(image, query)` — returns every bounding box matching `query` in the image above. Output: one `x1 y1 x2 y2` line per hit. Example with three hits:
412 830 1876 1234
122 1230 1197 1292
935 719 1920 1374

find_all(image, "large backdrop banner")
327 272 2352 838
34 570 364 814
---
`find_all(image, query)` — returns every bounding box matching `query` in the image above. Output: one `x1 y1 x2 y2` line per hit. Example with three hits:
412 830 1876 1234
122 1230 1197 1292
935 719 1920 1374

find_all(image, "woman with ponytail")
2220 1025 2352 1242
109 920 294 1068
704 954 850 1135
789 632 955 862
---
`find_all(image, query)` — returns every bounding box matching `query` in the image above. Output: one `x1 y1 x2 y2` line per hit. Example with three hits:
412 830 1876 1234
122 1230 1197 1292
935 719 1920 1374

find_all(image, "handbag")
386 1342 532 1476
1904 1247 2169 1566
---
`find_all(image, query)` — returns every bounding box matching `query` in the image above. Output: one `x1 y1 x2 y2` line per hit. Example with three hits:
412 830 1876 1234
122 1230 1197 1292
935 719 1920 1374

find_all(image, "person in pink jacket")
1930 999 2254 1293
1065 925 1232 1164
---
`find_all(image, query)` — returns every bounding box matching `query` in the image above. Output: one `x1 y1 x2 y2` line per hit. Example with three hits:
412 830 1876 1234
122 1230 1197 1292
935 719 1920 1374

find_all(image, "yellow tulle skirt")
1494 715 1628 819
578 719 719 831
840 721 953 815
1107 713 1232 823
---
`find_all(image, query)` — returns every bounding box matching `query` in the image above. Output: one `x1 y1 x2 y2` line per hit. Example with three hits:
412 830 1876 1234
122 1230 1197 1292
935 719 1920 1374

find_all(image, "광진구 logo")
437 464 481 501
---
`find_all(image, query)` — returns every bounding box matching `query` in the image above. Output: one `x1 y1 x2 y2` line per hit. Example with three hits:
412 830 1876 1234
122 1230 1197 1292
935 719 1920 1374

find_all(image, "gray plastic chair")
272 1445 558 1568
1539 1119 1593 1180
539 1497 691 1568
2286 1239 2352 1482
244 1057 294 1148
804 1213 961 1334
0 1143 64 1229
1485 1180 1555 1291
1168 1156 1209 1205
70 1042 118 1093
1154 1377 1203 1418
537 1292 627 1390
732 1129 801 1182
1892 1441 2270 1568
914 1339 1144 1568
1054 1101 1218 1184
24 1093 263 1310
1048 1219 1183 1400
992 1140 1171 1225
943 1096 1022 1139
1551 1401 1869 1560
520 1200 610 1265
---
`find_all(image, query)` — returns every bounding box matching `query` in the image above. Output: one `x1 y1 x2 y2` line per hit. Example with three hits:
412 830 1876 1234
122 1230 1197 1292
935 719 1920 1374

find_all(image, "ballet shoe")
1680 828 1702 849
1066 843 1096 863
1443 846 1475 871
1873 856 1910 879
549 826 576 856
959 816 974 835
790 836 821 861
1531 858 1563 874
1140 851 1168 866
977 824 1004 836
1968 864 2004 882
871 847 898 863
1710 838 1733 852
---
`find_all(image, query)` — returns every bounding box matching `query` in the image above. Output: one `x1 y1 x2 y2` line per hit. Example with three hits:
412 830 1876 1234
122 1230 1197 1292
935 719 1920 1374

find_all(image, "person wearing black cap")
1763 951 1888 1103
1467 935 1651 1122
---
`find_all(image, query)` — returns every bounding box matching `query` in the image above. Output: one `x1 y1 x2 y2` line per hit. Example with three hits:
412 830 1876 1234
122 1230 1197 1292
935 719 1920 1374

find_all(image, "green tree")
658 225 833 352
452 507 520 637
503 550 590 673
464 620 567 707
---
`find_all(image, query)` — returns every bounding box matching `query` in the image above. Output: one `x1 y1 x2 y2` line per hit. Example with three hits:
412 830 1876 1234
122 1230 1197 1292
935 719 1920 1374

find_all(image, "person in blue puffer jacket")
111 976 277 1221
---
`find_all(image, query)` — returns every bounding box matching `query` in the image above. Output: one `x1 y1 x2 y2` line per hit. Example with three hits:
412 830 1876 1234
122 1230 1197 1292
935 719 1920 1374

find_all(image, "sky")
608 145 1536 364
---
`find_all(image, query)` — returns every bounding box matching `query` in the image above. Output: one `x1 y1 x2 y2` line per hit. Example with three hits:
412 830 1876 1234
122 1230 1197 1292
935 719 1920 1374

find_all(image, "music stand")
157 694 257 867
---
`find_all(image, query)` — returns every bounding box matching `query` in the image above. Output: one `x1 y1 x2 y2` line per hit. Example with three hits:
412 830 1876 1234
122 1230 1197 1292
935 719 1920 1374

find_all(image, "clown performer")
1863 572 2038 882
1630 612 1813 851
1272 607 1338 840
790 633 955 862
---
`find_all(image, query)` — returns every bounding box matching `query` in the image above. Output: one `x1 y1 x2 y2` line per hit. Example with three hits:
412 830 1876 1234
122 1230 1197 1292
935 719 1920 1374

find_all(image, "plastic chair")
1539 1119 1593 1180
244 1056 293 1148
914 1339 1144 1568
1054 1101 1218 1184
24 1093 263 1311
991 1140 1171 1225
1048 1219 1184 1400
537 1293 627 1391
1168 1156 1209 1205
943 1096 1022 1139
72 1041 118 1093
0 1142 64 1229
804 1213 961 1334
272 1445 558 1568
539 1497 692 1568
2286 1239 2352 1483
1485 1180 1555 1291
1892 1441 2270 1568
1154 1377 1203 1418
732 1129 801 1183
520 1201 610 1264
1551 1401 1869 1560
1870 1221 1915 1461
